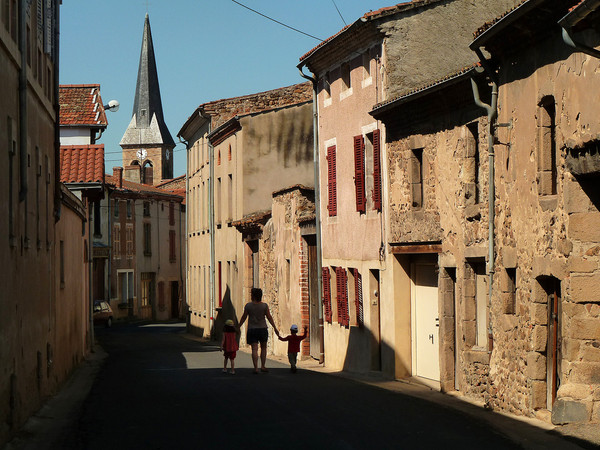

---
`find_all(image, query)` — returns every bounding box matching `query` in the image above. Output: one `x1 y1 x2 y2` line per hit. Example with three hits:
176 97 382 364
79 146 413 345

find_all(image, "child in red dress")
221 319 238 374
278 324 307 373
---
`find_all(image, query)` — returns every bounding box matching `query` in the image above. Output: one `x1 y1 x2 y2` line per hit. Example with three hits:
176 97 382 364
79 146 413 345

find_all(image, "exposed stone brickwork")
258 186 315 357
199 83 312 130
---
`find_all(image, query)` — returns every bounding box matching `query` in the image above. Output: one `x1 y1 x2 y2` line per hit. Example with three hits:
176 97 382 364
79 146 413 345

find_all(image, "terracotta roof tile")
59 84 108 127
60 145 105 183
105 174 185 201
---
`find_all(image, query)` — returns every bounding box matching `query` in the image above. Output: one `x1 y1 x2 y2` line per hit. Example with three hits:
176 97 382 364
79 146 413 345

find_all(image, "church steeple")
121 13 174 184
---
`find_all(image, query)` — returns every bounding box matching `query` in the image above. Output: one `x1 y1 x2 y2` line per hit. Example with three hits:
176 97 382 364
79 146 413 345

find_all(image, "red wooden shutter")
336 267 349 327
354 135 366 213
322 267 332 323
169 202 175 225
373 129 382 211
326 146 337 216
354 269 364 327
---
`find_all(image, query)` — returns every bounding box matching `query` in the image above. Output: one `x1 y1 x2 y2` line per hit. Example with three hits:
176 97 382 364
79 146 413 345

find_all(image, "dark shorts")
247 327 268 344
224 351 236 360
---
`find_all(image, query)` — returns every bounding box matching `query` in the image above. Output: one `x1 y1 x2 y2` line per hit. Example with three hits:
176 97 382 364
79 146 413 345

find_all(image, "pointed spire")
120 14 174 147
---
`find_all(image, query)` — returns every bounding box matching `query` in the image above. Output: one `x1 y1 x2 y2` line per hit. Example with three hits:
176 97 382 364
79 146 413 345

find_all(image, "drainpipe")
470 50 498 353
560 0 600 59
298 63 324 364
18 0 28 204
209 135 216 338
88 200 94 351
179 136 189 324
53 0 61 222
107 189 111 304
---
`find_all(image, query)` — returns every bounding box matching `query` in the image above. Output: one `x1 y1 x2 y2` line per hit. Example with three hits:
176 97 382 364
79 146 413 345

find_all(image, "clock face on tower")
136 149 147 160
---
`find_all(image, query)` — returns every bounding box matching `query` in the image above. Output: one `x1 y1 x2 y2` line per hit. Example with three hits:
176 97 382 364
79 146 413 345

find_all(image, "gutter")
209 125 216 337
559 0 600 59
298 62 325 365
469 50 498 353
53 0 61 222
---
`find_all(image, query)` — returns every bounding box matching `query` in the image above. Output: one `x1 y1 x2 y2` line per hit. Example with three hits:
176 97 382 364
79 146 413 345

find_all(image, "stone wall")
202 82 312 130
259 187 315 357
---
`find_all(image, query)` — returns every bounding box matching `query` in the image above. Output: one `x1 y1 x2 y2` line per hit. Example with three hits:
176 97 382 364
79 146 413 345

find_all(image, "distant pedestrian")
278 324 307 373
238 288 280 374
221 319 238 374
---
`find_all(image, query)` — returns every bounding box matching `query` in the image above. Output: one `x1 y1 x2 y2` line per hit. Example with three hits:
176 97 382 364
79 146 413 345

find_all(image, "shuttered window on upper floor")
354 135 366 213
336 266 349 327
326 145 337 216
322 267 332 323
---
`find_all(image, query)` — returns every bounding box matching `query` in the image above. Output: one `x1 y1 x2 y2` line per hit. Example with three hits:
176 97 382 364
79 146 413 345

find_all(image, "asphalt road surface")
58 322 520 450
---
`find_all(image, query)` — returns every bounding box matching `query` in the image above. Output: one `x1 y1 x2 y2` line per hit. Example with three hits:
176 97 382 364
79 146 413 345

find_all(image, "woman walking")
238 288 279 373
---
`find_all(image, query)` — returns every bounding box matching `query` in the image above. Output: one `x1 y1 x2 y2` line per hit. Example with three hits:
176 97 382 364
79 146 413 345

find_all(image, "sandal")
260 368 269 373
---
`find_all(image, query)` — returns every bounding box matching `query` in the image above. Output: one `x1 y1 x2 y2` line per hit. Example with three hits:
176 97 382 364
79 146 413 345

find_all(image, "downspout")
18 0 28 204
209 134 216 337
470 50 498 353
298 63 324 364
560 0 600 59
107 189 111 304
53 0 61 221
88 201 94 351
179 135 189 324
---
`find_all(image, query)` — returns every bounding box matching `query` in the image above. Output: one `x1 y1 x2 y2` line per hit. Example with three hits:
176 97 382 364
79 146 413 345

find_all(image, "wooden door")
412 263 440 381
306 237 321 359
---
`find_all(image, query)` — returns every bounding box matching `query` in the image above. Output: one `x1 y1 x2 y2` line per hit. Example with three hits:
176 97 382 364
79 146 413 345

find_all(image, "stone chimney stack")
113 167 123 188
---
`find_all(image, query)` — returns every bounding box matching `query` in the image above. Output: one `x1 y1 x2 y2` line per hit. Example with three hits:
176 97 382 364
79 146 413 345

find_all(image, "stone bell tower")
120 13 175 185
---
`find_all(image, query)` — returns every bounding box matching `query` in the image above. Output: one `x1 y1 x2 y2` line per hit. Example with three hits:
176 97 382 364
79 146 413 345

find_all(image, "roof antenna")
331 0 347 26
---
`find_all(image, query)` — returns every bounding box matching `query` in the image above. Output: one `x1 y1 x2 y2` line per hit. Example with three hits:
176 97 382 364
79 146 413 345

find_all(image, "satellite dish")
104 99 120 112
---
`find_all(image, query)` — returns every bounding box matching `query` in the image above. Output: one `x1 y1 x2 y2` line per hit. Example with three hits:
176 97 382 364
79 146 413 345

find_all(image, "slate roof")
60 145 105 183
121 14 174 147
59 84 108 128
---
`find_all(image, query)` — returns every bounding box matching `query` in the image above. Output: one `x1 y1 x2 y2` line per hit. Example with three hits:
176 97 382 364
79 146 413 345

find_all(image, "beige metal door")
412 263 440 381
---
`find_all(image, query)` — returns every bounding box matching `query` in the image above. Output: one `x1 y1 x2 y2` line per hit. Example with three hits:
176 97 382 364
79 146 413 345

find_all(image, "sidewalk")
265 350 600 450
2 346 108 450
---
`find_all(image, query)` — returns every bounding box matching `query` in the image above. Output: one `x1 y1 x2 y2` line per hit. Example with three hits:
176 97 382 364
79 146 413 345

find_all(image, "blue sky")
60 0 393 177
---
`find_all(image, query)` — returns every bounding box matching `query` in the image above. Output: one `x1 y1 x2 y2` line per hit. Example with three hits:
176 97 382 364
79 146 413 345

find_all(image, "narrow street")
55 323 523 450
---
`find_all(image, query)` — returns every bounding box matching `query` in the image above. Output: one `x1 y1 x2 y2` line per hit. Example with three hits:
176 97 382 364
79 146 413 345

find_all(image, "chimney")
113 167 123 188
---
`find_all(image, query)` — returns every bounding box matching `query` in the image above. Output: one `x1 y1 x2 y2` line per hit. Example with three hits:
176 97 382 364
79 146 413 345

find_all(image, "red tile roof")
59 84 108 127
60 145 105 183
105 174 185 202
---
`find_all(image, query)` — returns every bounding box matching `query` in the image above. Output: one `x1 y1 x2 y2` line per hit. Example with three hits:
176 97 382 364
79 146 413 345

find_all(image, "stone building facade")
252 186 316 358
0 2 93 445
298 0 521 377
179 84 313 341
370 0 600 425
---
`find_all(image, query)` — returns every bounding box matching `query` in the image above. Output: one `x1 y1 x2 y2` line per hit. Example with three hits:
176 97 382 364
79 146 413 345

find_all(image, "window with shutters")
143 223 151 256
326 145 337 216
169 230 176 262
372 129 382 211
353 269 364 327
354 135 366 213
336 267 349 327
322 267 332 323
126 223 134 259
169 202 175 226
113 223 121 260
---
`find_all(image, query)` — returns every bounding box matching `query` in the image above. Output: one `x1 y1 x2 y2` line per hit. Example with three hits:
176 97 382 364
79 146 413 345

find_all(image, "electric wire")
331 0 347 26
231 0 322 41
